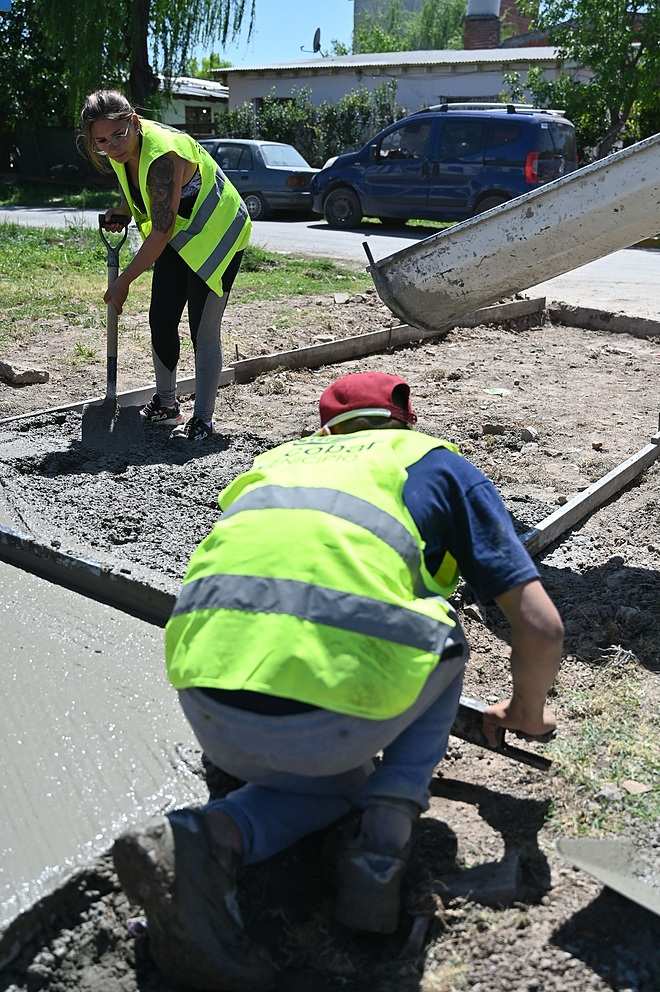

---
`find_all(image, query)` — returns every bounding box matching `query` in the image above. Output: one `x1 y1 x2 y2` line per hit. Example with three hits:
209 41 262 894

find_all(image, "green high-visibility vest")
108 119 250 294
165 429 462 720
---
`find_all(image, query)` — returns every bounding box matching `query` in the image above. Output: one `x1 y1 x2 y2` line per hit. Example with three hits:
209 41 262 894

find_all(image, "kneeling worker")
113 371 563 990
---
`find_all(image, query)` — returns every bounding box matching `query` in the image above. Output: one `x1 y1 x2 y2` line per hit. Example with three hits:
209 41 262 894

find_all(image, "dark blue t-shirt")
403 448 538 602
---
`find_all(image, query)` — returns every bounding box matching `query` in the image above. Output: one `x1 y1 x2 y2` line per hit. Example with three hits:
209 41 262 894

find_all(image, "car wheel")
378 217 409 227
324 188 362 228
244 193 270 221
474 195 509 215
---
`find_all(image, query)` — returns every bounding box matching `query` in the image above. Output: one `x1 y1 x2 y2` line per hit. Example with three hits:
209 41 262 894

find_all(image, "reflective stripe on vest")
197 203 250 281
171 574 450 655
169 172 226 250
220 483 426 595
109 119 250 295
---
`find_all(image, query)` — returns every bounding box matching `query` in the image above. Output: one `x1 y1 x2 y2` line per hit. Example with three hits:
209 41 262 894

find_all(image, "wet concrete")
0 411 271 592
0 559 205 930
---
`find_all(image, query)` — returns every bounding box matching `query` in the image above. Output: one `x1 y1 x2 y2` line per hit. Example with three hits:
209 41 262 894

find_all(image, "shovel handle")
98 213 129 253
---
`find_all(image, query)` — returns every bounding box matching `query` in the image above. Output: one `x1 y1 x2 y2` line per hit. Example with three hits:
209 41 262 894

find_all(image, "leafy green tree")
351 0 465 54
414 0 466 50
0 0 74 130
216 82 405 167
38 0 255 117
510 0 660 158
185 52 233 79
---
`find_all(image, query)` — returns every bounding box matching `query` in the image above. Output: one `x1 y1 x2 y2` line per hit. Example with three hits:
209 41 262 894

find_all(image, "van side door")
428 117 485 218
360 119 434 218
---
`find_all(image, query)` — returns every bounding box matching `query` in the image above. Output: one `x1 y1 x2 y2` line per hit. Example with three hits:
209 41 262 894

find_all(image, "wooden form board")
523 432 660 556
0 371 234 426
0 298 545 426
232 297 545 384
549 304 660 341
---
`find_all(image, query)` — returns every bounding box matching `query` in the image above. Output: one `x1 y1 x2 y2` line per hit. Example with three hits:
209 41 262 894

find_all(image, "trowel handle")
106 265 119 401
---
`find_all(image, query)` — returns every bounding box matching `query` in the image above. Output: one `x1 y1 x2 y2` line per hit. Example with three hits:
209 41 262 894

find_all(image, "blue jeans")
178 629 468 865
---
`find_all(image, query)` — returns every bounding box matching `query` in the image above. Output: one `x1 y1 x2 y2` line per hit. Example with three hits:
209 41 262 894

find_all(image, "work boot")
113 808 276 991
334 799 418 935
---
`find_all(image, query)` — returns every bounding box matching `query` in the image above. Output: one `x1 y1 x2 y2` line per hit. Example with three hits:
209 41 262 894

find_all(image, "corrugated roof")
218 47 559 75
160 75 229 99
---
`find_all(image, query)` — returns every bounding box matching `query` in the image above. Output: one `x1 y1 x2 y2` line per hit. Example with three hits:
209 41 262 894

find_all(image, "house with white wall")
215 48 584 117
155 76 229 135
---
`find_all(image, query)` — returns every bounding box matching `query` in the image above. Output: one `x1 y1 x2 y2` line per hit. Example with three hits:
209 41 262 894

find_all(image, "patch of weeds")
233 250 369 302
241 245 279 272
0 221 151 329
419 961 468 992
548 648 659 833
72 341 98 362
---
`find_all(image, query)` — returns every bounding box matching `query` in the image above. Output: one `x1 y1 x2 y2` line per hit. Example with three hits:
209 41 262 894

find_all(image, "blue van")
310 103 577 227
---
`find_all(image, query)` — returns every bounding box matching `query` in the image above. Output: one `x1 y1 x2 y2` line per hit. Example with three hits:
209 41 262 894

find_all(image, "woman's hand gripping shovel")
81 215 144 451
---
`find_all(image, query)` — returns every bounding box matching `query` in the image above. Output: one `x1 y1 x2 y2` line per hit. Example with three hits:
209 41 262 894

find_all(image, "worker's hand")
104 208 130 233
104 274 130 315
482 697 557 748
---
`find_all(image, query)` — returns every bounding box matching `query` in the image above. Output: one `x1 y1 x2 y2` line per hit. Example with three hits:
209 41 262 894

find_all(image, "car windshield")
260 144 310 168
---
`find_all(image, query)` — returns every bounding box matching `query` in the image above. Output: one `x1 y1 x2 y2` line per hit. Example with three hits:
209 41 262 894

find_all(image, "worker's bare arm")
483 579 563 744
105 154 185 312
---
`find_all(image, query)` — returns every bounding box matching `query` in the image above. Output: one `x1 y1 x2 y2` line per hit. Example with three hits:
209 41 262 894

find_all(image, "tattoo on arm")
149 156 176 233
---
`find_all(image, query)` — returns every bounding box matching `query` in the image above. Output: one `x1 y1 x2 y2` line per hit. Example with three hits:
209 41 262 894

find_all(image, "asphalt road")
2 205 659 318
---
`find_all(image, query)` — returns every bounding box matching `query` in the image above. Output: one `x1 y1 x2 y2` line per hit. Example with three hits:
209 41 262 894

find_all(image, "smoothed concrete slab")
0 560 205 930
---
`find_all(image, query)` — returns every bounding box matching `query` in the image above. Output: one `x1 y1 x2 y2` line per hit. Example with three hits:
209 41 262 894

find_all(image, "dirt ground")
0 289 393 419
0 304 659 991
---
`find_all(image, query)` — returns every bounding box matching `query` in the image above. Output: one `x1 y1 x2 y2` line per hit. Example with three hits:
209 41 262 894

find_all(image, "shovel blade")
81 398 144 452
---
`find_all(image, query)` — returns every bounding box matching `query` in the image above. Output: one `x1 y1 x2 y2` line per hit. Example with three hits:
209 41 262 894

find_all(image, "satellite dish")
313 27 321 53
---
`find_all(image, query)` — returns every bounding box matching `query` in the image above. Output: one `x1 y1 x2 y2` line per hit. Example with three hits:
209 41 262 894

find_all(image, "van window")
378 121 432 161
550 123 577 161
437 119 484 161
483 120 525 163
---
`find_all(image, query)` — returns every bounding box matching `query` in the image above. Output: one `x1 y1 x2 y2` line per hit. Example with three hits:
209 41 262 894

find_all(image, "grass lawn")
0 180 113 210
548 650 659 835
0 223 371 345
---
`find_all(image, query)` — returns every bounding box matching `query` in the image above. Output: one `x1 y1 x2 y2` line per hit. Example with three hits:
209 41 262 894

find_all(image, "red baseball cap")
319 371 417 429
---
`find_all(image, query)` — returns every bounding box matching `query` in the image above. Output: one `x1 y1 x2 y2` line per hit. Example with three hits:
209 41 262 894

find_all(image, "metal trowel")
81 214 144 451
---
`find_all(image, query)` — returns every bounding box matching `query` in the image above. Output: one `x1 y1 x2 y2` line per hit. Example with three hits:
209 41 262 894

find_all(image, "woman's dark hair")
78 90 138 172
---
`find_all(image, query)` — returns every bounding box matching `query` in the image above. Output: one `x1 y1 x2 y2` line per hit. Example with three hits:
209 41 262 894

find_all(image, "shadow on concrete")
13 428 271 478
306 220 447 241
551 887 660 989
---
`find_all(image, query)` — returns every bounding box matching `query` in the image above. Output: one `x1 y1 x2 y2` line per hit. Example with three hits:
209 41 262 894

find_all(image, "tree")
39 0 255 117
185 52 233 79
351 0 465 55
511 0 660 158
0 0 71 131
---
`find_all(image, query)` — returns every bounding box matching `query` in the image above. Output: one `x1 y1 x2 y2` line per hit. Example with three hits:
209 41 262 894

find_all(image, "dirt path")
1 312 658 991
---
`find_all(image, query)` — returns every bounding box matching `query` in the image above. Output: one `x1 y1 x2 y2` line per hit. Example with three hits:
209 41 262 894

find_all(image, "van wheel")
324 188 362 228
475 195 509 215
244 193 270 221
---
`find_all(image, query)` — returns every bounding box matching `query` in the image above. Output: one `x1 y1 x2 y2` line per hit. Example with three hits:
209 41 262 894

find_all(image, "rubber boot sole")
113 815 276 991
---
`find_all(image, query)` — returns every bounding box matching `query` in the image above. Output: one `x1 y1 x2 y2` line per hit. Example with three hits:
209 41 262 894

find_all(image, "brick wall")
463 16 501 49
500 0 533 38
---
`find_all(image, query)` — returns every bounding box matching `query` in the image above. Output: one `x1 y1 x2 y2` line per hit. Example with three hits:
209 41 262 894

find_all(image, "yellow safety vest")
166 430 462 720
109 119 250 294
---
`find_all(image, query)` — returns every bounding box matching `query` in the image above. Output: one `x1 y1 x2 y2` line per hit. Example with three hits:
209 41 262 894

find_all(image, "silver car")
200 138 319 220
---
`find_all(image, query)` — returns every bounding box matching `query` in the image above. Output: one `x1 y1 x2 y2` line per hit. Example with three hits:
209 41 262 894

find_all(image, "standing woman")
79 90 250 443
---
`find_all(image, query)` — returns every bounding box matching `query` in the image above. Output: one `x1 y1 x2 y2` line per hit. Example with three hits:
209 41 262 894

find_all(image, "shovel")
81 214 144 451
